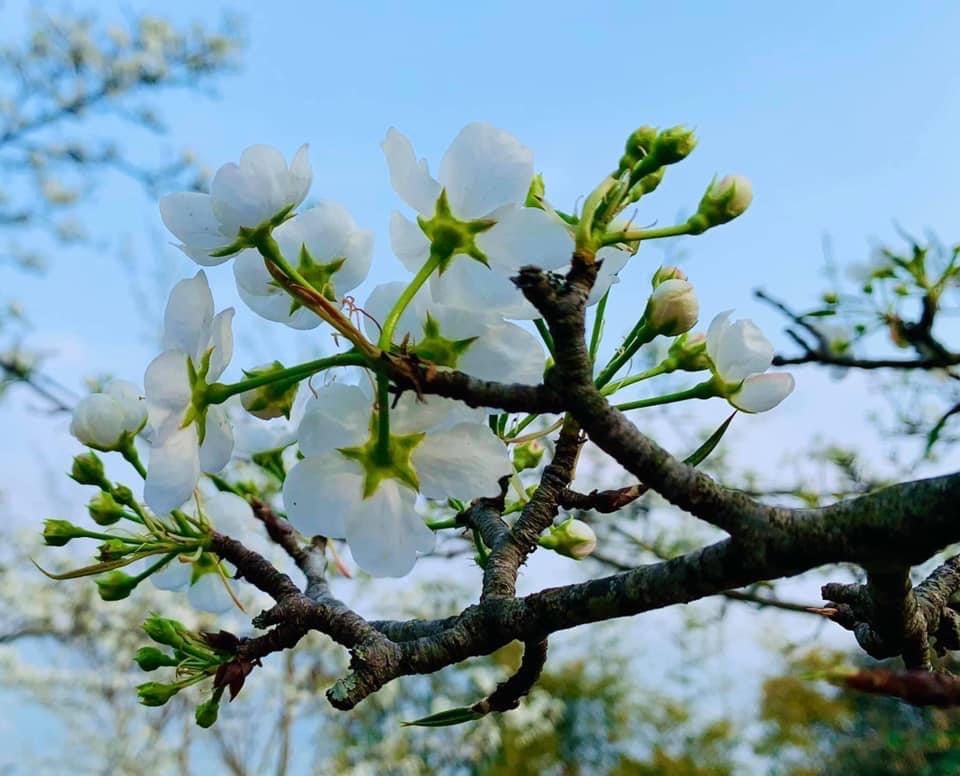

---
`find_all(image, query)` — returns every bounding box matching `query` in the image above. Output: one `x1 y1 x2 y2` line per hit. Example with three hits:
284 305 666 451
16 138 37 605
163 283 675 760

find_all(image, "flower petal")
159 192 232 264
389 211 431 273
149 555 192 591
363 281 422 342
345 481 433 577
283 453 363 538
199 405 234 473
206 308 234 382
475 207 573 272
412 422 512 500
297 383 371 456
285 143 313 207
591 247 632 305
459 320 545 385
382 128 441 215
144 425 201 514
187 572 235 614
144 350 191 426
429 257 540 320
730 372 795 413
439 123 533 219
716 319 774 381
163 271 214 359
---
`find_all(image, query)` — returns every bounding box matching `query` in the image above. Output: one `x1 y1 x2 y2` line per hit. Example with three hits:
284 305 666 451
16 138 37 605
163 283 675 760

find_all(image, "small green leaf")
683 412 736 468
402 706 484 727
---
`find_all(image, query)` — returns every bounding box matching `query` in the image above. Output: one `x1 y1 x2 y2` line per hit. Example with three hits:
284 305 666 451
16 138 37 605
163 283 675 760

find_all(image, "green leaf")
402 706 484 727
683 412 736 468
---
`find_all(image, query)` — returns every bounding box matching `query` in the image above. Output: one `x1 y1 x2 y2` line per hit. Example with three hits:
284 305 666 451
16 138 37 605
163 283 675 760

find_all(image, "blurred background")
2 1 960 773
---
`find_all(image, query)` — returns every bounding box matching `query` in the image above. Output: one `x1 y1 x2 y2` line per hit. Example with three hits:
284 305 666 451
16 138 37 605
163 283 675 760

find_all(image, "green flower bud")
667 333 711 372
195 698 220 728
111 484 136 507
87 491 126 526
822 291 839 305
42 519 84 547
512 440 545 472
651 265 688 288
143 616 188 649
539 518 597 560
137 681 181 707
652 125 697 165
134 646 181 672
239 362 299 420
690 175 753 233
618 125 659 172
70 451 109 488
98 539 131 562
96 570 139 601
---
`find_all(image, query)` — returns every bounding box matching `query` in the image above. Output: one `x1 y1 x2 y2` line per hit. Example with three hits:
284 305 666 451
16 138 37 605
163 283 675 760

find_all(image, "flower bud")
539 518 597 560
70 451 109 488
110 484 136 508
645 279 699 336
618 125 659 172
43 518 84 547
137 681 181 707
690 175 753 232
88 491 126 526
239 362 298 420
134 646 180 672
667 333 711 372
512 440 545 472
98 539 131 562
652 125 697 165
651 266 688 287
143 615 188 649
69 380 147 451
195 698 220 728
95 570 139 601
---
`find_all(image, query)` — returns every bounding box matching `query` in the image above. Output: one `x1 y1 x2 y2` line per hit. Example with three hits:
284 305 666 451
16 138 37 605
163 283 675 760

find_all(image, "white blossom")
160 144 311 265
143 272 234 513
646 279 699 336
70 380 147 450
706 311 794 413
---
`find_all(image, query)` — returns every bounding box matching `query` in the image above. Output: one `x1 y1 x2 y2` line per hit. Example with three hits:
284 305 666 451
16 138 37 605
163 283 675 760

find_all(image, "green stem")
589 290 609 362
379 252 444 349
204 352 367 405
132 551 181 585
595 320 656 388
374 373 392 461
534 319 556 360
119 440 147 478
600 361 674 397
614 380 715 412
602 221 693 246
426 517 459 530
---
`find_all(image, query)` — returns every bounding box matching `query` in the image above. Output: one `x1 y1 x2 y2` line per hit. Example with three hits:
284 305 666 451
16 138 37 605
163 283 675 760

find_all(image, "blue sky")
2 0 960 767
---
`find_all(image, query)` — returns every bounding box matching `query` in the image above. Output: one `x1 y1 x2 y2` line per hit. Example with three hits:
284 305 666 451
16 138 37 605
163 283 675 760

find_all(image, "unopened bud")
667 333 711 372
239 362 298 420
137 681 181 707
69 380 147 451
134 646 180 672
70 452 109 488
652 125 697 165
195 698 220 728
513 440 545 472
690 175 753 233
651 265 688 287
43 518 83 547
645 279 699 337
98 539 131 562
539 518 597 560
143 615 188 649
88 491 126 525
95 570 139 601
618 125 659 172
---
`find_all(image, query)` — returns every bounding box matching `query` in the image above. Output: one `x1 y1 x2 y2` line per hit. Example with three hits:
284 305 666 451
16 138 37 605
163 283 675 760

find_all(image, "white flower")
160 144 311 265
150 491 262 613
364 282 545 385
706 311 794 413
646 279 699 336
143 272 235 513
384 123 588 319
232 201 373 329
283 383 511 577
70 380 147 450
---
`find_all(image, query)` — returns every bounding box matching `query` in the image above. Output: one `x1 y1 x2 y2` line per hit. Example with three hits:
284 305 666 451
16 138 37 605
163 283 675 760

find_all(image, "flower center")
411 313 477 368
338 415 425 498
417 189 495 272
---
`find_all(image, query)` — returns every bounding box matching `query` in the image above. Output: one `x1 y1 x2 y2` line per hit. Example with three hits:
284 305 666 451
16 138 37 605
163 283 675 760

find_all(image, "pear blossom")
706 311 794 413
364 282 545 385
143 272 235 514
70 380 147 450
283 383 512 577
645 279 699 336
232 201 373 329
150 491 263 613
160 144 311 265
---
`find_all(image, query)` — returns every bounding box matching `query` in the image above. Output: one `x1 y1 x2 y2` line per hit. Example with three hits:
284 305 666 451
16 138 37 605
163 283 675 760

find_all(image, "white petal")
429 257 540 320
285 143 313 207
159 192 232 264
389 211 431 273
203 491 254 536
475 207 573 272
283 453 364 538
297 383 371 456
364 281 421 342
429 303 489 340
144 425 201 514
144 350 191 418
199 405 234 472
345 481 433 577
390 392 481 435
163 271 213 359
706 310 734 366
149 555 192 591
381 128 441 215
70 394 126 448
412 422 512 500
716 319 774 381
730 373 795 413
237 283 323 329
187 572 235 614
275 202 349 265
104 379 148 432
439 123 533 220
591 247 632 305
206 308 234 381
233 248 272 294
459 321 545 385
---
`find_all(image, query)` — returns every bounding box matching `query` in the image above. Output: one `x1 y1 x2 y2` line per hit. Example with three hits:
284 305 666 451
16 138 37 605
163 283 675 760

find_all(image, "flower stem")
602 221 693 246
594 320 656 388
589 290 609 362
204 352 367 405
374 373 392 462
120 440 147 478
614 380 715 411
379 251 444 350
426 517 459 530
600 361 673 397
534 319 556 359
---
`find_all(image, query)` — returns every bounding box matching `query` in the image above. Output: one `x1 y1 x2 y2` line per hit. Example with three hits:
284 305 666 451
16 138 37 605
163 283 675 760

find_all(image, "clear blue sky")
2 2 960 767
